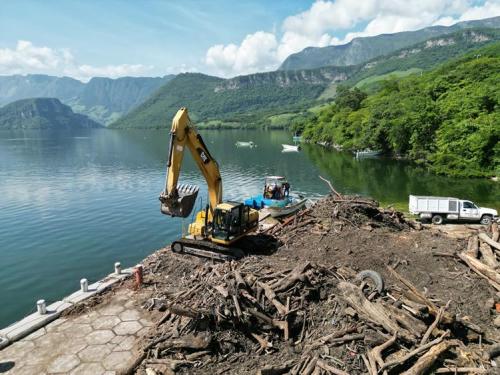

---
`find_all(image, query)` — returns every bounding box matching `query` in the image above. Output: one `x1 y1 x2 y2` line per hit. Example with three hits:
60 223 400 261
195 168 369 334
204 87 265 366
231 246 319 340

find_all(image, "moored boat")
244 176 306 218
236 141 256 148
355 149 381 158
282 144 300 152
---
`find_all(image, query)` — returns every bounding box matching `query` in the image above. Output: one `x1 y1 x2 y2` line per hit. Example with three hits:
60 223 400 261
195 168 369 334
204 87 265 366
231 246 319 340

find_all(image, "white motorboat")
236 141 256 148
282 144 300 152
355 149 382 158
266 197 307 218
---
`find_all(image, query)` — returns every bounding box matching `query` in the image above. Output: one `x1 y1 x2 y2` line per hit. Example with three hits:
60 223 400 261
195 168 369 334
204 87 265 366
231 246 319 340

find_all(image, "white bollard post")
114 262 121 275
37 299 47 315
80 278 88 292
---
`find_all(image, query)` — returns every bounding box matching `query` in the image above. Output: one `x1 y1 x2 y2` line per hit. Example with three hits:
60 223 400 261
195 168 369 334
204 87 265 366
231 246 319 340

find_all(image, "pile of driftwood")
137 253 495 375
459 222 500 292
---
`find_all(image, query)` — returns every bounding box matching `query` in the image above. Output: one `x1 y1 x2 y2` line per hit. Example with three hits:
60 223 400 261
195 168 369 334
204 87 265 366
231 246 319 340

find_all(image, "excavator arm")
160 107 222 218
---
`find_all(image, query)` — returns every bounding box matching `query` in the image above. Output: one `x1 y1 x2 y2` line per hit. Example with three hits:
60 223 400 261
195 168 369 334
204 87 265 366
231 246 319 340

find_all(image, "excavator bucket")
160 184 199 218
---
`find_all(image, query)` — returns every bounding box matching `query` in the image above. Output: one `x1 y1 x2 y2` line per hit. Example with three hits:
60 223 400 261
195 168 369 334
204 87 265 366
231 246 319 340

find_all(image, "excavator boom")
159 108 222 218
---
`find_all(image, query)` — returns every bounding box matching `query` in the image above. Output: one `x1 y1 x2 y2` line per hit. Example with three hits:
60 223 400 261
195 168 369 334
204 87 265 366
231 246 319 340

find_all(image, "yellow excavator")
159 107 260 261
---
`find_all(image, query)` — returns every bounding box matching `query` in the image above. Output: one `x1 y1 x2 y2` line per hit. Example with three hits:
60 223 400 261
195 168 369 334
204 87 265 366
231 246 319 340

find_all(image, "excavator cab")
212 202 257 244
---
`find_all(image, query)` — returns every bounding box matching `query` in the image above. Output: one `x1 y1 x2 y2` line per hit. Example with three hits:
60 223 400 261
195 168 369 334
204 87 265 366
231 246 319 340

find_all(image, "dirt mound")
133 195 499 375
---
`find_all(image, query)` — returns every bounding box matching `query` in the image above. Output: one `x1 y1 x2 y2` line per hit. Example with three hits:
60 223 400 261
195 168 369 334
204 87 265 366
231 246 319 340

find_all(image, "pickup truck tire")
432 214 444 225
480 215 493 225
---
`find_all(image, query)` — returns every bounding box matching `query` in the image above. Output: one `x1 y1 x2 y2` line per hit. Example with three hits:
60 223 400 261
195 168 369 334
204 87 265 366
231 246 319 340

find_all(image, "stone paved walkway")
0 288 152 375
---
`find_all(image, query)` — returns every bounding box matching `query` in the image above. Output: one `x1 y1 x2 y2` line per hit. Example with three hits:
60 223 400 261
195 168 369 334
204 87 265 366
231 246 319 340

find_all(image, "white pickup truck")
409 195 498 225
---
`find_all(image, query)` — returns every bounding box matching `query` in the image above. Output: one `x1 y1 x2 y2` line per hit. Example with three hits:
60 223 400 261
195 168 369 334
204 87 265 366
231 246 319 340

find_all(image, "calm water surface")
0 128 498 327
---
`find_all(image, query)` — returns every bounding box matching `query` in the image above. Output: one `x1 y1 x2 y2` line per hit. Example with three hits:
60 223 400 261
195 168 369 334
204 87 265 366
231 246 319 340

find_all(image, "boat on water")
355 149 382 158
244 176 307 218
236 141 256 148
282 144 300 152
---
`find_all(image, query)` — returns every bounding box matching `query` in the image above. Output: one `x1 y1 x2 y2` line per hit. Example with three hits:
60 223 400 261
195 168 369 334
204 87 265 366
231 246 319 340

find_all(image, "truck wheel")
480 215 492 225
432 215 443 225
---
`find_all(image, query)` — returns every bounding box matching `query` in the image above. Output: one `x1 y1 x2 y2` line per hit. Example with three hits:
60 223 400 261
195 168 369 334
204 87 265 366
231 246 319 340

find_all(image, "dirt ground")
116 195 499 374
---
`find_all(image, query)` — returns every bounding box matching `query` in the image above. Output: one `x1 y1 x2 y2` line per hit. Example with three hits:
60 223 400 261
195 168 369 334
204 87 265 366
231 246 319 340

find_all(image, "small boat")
355 149 381 158
236 141 256 148
244 176 306 218
282 144 300 152
267 198 307 218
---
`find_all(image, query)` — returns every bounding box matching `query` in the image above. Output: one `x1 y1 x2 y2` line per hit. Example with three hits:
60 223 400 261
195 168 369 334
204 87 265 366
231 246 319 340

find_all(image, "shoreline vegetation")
293 44 500 179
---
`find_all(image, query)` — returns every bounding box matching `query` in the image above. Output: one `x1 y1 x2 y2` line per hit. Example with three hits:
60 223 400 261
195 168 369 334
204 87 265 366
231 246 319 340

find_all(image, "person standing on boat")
284 182 290 197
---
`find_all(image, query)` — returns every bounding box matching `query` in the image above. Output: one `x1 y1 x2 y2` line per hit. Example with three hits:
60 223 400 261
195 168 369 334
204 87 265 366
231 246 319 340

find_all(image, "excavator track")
171 238 245 261
170 234 279 262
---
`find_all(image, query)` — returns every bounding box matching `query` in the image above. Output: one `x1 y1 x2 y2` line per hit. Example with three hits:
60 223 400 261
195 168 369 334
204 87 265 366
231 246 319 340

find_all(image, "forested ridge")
296 43 500 177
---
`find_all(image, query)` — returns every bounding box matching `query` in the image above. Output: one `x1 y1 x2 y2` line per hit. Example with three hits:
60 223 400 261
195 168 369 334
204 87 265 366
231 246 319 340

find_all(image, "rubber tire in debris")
432 215 443 225
172 242 184 253
356 270 384 293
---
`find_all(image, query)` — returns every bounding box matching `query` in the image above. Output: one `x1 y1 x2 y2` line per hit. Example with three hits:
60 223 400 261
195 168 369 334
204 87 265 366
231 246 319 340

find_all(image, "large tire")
432 215 444 225
356 270 384 294
171 241 184 253
480 215 492 225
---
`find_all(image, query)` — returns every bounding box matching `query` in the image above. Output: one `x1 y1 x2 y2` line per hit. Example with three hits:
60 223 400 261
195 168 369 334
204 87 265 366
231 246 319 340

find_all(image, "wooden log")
479 242 499 268
379 332 449 372
257 281 288 315
384 304 427 337
319 175 342 198
270 262 312 292
458 252 500 291
434 367 488 373
368 333 397 375
157 332 212 350
420 307 444 345
316 359 349 375
466 236 479 257
251 333 272 351
337 281 414 342
306 326 359 350
387 266 454 324
301 355 318 375
492 222 499 242
401 340 455 375
479 232 500 251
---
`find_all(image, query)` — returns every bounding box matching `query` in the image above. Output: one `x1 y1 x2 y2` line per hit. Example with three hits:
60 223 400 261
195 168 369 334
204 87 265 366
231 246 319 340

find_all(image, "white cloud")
205 31 279 77
203 0 500 77
0 40 153 81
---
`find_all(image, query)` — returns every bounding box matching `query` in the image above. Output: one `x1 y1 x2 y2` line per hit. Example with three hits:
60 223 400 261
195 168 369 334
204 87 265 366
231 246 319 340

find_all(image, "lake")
0 128 498 327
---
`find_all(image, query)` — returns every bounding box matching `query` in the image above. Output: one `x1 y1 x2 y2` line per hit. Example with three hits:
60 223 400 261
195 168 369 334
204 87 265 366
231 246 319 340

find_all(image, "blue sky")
0 0 499 80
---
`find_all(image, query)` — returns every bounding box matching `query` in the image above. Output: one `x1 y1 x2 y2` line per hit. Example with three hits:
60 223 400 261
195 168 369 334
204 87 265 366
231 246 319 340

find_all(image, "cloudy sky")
1 0 499 81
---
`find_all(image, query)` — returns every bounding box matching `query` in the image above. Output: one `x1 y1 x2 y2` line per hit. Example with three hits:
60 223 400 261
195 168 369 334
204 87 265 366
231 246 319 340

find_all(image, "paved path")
0 288 152 375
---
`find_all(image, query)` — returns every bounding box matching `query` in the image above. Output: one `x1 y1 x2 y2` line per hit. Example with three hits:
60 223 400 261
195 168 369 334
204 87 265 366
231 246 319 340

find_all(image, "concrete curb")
0 267 134 349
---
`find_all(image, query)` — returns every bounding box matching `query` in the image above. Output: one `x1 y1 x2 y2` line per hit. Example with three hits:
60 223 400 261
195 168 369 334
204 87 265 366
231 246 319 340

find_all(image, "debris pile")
133 195 499 375
459 222 500 293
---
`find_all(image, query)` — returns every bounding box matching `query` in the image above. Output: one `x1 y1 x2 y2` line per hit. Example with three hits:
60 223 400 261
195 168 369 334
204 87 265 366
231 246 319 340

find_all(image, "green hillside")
0 98 103 130
110 66 354 129
347 28 500 88
298 43 500 177
280 16 500 70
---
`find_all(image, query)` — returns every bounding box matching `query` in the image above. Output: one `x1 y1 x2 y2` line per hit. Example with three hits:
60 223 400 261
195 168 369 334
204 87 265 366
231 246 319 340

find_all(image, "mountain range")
0 16 499 130
0 74 173 125
279 16 500 70
111 27 500 128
